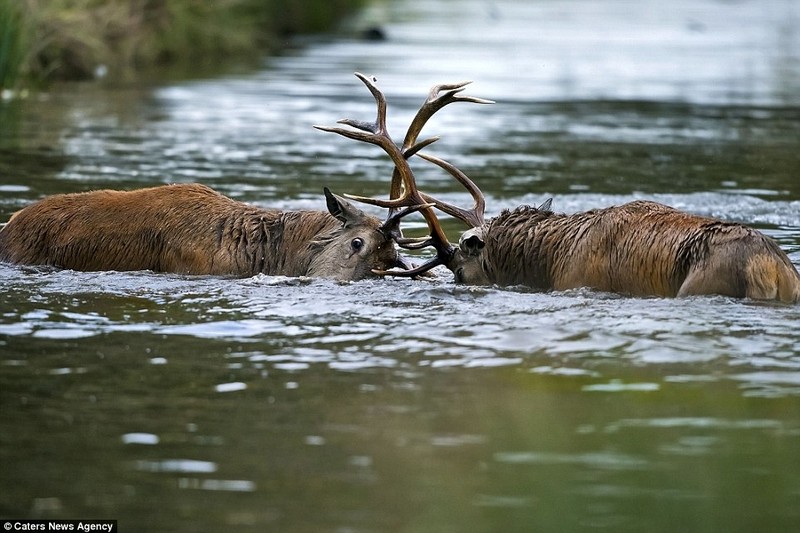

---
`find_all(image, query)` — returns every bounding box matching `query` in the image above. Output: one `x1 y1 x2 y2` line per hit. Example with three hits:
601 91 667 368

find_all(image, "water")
2 0 800 531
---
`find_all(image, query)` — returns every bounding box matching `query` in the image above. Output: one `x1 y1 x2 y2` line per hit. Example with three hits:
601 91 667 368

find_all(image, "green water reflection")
3 329 799 531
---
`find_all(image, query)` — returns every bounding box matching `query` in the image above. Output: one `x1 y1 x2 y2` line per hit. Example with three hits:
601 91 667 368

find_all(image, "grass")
0 0 368 88
0 0 29 91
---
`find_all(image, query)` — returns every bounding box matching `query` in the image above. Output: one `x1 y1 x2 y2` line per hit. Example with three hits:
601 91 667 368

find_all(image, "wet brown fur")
452 200 800 302
0 183 399 279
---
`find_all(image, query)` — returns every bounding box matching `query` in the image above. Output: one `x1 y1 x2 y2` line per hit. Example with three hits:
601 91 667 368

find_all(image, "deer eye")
350 238 365 252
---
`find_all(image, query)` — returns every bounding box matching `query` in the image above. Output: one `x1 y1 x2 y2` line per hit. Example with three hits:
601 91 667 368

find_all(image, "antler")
416 153 485 228
393 81 493 208
314 73 453 276
314 73 491 276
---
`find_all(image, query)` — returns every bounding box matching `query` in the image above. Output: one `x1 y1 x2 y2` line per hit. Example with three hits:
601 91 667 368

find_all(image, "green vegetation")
0 0 367 90
0 0 29 90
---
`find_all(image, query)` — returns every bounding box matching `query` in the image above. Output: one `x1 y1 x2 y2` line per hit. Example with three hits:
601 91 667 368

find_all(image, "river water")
2 0 800 531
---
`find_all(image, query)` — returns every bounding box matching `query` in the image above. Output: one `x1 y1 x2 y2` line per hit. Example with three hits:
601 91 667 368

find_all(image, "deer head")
306 187 411 280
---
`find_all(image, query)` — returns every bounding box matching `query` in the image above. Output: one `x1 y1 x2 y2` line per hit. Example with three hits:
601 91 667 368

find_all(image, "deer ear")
459 227 485 256
324 187 367 227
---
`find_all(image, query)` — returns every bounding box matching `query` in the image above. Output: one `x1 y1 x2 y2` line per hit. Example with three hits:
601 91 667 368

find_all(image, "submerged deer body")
0 183 404 280
453 200 800 301
318 73 800 302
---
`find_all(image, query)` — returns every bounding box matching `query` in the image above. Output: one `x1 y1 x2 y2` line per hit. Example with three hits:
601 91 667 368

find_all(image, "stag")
319 74 800 302
0 183 411 280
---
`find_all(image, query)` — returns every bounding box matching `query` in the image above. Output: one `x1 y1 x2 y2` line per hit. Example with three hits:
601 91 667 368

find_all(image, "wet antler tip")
354 71 378 85
465 96 495 105
372 255 449 278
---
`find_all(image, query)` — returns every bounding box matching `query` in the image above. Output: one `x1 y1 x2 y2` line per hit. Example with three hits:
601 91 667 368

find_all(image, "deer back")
452 200 800 302
0 183 400 280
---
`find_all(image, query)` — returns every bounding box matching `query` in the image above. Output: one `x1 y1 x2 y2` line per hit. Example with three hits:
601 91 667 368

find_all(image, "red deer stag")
0 183 411 280
319 74 800 302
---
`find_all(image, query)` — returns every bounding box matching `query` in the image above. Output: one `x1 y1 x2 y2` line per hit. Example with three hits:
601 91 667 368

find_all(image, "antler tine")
388 80 494 204
314 72 425 210
395 237 436 250
417 152 485 228
403 81 494 152
372 255 449 278
378 202 436 240
314 73 389 140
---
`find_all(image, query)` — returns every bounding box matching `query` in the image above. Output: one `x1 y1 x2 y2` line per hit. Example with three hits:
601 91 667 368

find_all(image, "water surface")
1 0 800 531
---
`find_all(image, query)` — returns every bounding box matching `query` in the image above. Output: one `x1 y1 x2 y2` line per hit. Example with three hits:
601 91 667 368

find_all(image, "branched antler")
314 72 492 276
394 81 493 206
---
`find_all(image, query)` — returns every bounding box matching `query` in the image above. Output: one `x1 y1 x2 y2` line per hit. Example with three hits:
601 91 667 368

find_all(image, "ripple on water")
121 433 160 445
135 459 217 474
494 450 652 471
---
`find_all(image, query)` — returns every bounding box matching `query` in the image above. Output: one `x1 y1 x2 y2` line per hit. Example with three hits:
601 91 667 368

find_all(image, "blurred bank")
0 0 369 90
